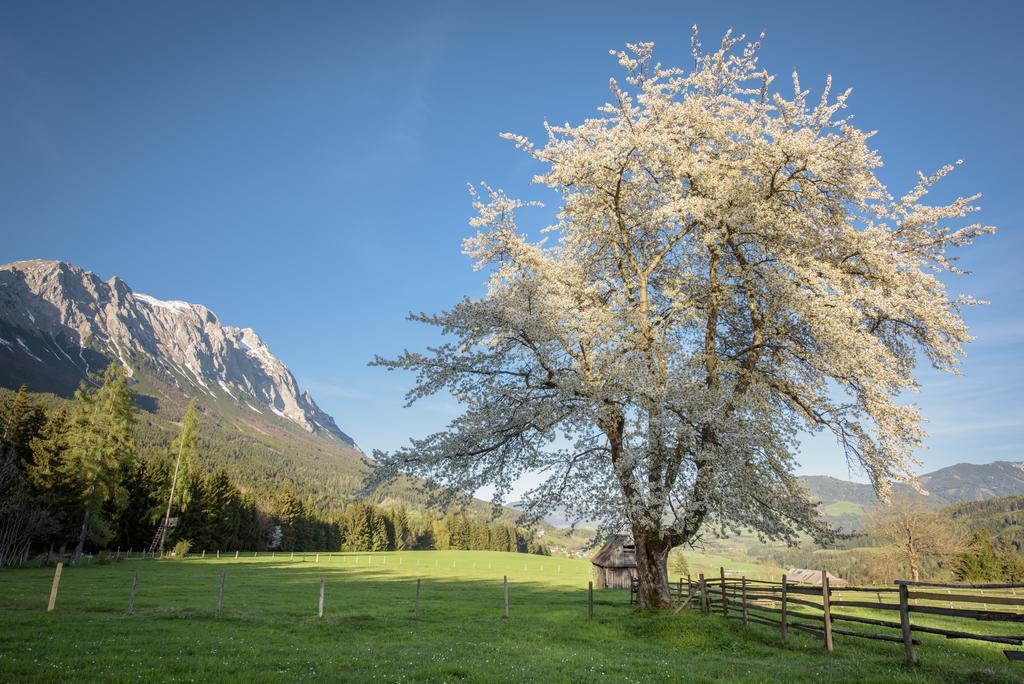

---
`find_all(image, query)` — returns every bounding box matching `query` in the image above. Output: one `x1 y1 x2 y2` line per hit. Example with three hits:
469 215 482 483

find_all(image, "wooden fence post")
234 550 238 559
781 574 788 641
741 576 748 625
217 570 225 615
128 570 138 615
503 576 509 618
201 549 205 559
415 578 421 619
677 577 683 606
898 583 917 664
47 562 63 612
821 570 833 652
588 581 593 619
318 577 325 619
719 567 728 616
698 573 707 615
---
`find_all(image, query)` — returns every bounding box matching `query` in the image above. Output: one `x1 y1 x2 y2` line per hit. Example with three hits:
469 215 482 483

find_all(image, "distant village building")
784 568 850 587
591 535 637 589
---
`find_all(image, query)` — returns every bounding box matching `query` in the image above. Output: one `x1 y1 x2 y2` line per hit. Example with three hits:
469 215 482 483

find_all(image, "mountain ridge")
800 461 1024 530
0 258 353 444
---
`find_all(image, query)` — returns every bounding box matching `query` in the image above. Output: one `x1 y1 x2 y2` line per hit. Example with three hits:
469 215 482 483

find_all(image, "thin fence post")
741 576 748 625
503 576 509 618
821 570 833 652
588 581 593 619
217 570 226 615
47 562 63 612
719 567 728 617
415 578 421 619
201 549 206 559
699 573 707 615
781 574 788 641
899 583 917 664
234 550 238 559
318 577 325 619
677 577 683 606
128 570 138 615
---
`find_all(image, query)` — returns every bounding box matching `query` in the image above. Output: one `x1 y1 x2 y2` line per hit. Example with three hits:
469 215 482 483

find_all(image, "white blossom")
368 31 994 607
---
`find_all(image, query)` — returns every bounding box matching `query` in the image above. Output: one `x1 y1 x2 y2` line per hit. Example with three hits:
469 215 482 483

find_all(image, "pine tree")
67 365 137 557
199 469 241 550
394 506 409 551
955 529 1004 581
370 510 389 551
275 487 303 551
27 408 79 544
0 385 46 464
343 502 372 551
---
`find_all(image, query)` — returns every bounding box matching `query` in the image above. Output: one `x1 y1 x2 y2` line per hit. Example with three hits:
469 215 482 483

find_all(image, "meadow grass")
1 550 1021 682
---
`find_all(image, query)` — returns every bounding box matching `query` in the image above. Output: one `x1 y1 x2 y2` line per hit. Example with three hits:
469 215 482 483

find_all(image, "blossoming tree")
370 30 994 608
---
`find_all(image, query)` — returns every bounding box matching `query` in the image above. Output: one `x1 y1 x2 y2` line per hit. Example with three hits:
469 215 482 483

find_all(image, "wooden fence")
632 568 1024 664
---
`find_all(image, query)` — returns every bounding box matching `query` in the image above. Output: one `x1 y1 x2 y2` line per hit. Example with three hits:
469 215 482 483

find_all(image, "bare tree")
866 495 965 581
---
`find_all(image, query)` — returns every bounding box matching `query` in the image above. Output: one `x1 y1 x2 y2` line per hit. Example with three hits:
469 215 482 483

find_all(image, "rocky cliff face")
0 259 353 444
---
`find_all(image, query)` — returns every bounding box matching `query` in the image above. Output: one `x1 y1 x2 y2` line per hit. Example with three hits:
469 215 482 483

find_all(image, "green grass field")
1 550 1021 682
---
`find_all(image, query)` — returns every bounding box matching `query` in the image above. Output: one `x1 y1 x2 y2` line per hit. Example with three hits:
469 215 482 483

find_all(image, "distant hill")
801 462 1024 531
944 495 1024 552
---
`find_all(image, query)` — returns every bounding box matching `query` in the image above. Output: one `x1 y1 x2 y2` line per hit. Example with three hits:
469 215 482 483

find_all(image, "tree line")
0 368 548 565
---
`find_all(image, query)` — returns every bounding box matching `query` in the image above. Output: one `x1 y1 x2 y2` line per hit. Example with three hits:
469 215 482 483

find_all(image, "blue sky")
2 1 1022 488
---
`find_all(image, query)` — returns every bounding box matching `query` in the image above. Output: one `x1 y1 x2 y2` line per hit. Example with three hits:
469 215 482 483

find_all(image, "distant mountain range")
801 461 1024 530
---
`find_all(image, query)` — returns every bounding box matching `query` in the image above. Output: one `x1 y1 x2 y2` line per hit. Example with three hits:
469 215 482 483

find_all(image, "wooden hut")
591 535 637 589
784 568 850 588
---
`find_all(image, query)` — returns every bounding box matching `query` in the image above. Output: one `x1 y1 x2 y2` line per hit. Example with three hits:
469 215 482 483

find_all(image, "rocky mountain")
801 461 1024 530
0 259 354 444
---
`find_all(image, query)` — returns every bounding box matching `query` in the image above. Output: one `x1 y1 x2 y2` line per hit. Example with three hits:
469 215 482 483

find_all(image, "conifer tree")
394 506 409 551
370 510 389 551
67 365 137 557
0 385 46 464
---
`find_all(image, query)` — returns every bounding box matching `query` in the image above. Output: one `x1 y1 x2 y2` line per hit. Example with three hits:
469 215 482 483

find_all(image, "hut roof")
784 568 849 587
591 535 637 568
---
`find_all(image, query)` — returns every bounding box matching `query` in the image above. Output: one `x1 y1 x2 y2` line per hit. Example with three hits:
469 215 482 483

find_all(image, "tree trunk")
73 508 90 559
633 525 673 609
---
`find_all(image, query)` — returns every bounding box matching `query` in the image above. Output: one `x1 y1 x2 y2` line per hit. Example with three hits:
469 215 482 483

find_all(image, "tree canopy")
370 31 993 607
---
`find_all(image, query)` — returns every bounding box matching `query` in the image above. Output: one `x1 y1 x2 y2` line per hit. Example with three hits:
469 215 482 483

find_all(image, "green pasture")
1 550 1021 682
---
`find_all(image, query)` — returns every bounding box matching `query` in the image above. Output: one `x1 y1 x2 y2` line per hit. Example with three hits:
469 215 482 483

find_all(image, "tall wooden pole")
159 433 187 555
415 578 421 619
719 567 728 617
821 570 833 652
588 581 593 619
741 576 748 625
899 583 917 664
503 576 509 618
47 562 63 612
780 574 788 641
128 570 138 615
318 577 325 619
217 571 225 615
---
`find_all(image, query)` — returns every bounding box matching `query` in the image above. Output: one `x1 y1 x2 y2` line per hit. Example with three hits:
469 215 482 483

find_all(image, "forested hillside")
944 495 1024 552
0 376 550 565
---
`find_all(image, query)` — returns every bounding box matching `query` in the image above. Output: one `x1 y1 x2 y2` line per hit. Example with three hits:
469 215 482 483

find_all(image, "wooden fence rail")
636 567 1024 665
